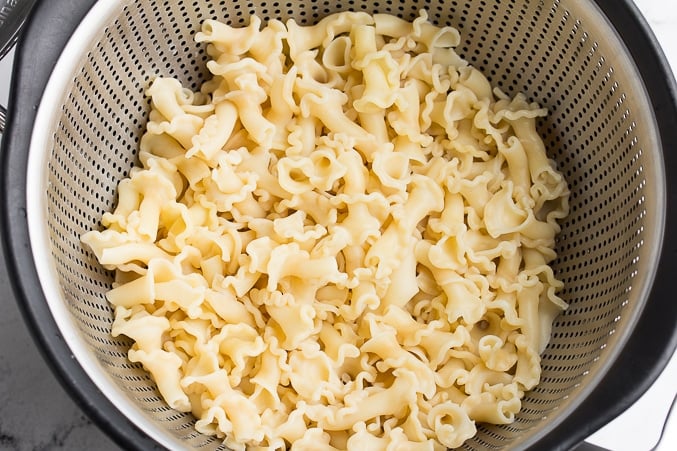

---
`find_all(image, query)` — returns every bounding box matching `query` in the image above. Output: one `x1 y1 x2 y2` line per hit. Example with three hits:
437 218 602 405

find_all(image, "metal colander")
1 0 676 450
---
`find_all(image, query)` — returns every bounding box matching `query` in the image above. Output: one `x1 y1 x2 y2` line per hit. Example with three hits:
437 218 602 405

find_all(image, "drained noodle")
82 10 569 450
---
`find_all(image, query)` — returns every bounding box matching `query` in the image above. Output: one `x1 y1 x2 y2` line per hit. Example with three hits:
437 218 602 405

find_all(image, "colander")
1 0 676 450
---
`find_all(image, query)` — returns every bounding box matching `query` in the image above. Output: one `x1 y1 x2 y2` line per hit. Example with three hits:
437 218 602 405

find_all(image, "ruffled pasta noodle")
82 10 569 450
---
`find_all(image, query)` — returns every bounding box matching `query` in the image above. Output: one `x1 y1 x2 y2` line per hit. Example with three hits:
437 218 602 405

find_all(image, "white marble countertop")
0 1 676 450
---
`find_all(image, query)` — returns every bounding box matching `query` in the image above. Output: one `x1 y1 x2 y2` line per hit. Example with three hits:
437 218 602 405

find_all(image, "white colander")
1 0 677 450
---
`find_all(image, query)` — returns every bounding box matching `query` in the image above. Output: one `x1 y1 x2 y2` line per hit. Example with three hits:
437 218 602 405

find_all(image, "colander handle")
0 0 38 133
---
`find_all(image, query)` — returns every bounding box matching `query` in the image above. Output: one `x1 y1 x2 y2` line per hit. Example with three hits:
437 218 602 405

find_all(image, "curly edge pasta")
82 10 569 451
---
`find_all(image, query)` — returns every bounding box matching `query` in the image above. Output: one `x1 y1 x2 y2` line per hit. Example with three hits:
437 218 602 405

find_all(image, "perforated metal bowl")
1 0 677 450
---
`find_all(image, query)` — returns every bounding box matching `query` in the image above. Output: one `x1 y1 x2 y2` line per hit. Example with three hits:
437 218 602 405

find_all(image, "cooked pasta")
82 10 569 450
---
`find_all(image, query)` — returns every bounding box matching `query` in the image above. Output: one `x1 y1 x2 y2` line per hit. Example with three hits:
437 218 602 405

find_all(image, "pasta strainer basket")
1 0 677 450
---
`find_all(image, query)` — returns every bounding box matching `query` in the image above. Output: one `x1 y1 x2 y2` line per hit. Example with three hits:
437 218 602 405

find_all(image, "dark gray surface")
0 243 119 450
